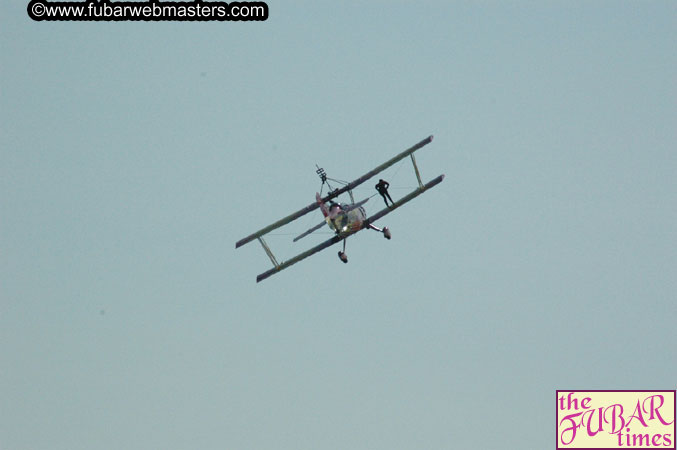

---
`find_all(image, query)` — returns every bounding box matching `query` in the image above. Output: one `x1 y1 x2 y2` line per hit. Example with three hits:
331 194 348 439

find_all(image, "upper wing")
235 200 321 248
235 135 434 248
320 135 434 203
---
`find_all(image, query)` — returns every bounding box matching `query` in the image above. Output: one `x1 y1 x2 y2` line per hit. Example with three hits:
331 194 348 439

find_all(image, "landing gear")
368 223 392 240
338 239 348 263
335 225 392 265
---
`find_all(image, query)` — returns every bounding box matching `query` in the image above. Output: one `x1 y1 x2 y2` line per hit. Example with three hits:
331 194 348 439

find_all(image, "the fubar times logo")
556 390 675 449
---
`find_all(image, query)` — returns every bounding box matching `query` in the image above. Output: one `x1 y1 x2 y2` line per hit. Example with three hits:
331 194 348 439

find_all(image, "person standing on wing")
375 179 394 207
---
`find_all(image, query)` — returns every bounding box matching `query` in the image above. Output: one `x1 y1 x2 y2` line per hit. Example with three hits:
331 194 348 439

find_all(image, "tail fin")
316 192 329 218
293 220 326 242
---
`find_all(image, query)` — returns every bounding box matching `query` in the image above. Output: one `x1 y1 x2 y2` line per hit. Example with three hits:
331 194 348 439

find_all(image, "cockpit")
329 202 344 214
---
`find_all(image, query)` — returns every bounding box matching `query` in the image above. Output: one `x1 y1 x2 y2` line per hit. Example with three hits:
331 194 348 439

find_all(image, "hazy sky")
2 2 675 449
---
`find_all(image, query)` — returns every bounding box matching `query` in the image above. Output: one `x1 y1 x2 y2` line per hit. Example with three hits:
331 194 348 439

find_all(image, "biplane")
236 135 445 282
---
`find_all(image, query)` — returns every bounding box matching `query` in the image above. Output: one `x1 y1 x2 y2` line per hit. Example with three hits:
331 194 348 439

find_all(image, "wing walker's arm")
235 135 434 249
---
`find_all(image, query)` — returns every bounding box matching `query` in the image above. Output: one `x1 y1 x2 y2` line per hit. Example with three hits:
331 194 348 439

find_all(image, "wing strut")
411 154 424 189
257 237 279 269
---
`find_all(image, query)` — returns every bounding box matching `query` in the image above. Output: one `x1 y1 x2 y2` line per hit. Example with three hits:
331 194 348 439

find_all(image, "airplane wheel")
338 251 348 263
383 227 391 240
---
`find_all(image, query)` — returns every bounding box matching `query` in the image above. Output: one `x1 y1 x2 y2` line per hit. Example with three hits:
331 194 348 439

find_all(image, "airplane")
236 135 445 282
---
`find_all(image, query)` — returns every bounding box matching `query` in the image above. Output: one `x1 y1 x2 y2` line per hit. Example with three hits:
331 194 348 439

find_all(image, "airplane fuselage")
326 204 367 235
317 192 368 236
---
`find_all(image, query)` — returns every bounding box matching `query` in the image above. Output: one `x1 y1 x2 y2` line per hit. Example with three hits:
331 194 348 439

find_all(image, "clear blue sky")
2 2 675 449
